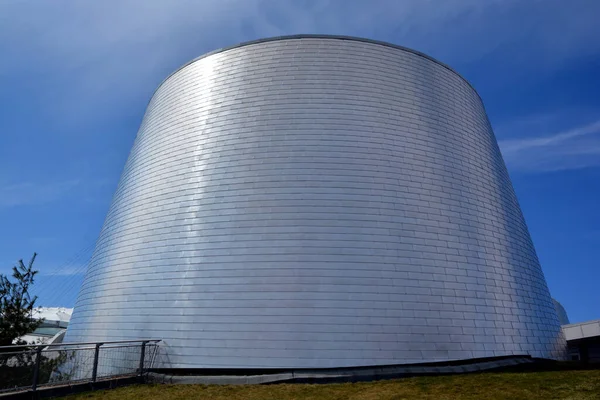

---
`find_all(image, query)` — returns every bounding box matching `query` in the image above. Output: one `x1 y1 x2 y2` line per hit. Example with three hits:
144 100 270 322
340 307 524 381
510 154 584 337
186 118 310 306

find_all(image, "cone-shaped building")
66 35 566 369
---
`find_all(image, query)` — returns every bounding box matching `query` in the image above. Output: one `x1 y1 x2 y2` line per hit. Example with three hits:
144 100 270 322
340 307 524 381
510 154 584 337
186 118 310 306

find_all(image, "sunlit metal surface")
66 35 566 368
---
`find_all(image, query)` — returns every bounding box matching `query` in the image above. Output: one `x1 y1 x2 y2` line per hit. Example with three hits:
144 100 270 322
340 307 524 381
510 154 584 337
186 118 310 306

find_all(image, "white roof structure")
562 320 600 342
31 307 73 327
16 307 74 345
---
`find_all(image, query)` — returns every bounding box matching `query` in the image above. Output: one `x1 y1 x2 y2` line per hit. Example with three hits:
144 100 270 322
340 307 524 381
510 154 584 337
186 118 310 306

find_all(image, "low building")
17 307 73 345
563 320 600 363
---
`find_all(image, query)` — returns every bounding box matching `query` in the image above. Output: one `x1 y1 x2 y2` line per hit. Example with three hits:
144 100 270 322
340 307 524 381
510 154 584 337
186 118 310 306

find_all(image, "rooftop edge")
151 34 481 103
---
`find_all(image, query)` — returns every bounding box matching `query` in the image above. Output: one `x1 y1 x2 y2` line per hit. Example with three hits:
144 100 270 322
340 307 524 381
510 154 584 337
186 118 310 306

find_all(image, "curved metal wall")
66 36 566 368
553 299 570 325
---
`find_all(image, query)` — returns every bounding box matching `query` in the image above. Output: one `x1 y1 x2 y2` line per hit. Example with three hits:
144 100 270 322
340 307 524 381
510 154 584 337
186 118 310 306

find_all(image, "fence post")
138 341 147 378
32 346 42 391
91 343 102 383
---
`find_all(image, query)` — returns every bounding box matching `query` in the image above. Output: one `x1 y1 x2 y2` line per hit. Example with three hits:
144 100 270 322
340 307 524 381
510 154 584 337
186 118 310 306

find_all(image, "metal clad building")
553 299 570 325
66 36 566 368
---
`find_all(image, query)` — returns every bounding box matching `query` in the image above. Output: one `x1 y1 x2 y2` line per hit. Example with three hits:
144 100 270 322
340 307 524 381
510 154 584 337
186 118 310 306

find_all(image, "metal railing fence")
0 339 160 394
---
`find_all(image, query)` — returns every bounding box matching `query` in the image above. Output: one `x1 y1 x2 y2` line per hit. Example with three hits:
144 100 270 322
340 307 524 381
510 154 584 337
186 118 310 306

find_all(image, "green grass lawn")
63 370 600 400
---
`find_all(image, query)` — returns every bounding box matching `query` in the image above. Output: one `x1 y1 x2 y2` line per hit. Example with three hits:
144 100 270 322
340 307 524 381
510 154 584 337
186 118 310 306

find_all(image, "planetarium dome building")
65 35 566 369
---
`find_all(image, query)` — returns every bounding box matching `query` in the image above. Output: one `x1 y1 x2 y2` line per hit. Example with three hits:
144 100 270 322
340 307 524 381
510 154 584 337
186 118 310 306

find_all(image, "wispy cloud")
1 0 599 129
40 265 87 276
0 180 80 208
499 120 600 173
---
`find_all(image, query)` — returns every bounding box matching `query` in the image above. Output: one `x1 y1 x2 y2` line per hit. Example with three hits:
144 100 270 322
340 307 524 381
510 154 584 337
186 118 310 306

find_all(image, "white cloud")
0 175 114 208
499 119 600 172
3 0 597 67
39 265 87 276
0 180 80 208
1 0 598 129
1 0 598 174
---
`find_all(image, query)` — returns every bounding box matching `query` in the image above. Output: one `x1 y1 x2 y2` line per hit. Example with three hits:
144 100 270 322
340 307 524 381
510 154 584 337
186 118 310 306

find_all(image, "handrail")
0 338 161 394
0 339 161 350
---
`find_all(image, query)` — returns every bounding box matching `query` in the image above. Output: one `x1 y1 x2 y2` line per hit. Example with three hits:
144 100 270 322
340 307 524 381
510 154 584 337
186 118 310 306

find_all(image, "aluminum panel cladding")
553 299 570 325
65 35 566 369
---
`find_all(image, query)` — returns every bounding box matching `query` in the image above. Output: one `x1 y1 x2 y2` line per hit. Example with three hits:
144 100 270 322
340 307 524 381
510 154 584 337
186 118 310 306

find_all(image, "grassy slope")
64 370 600 400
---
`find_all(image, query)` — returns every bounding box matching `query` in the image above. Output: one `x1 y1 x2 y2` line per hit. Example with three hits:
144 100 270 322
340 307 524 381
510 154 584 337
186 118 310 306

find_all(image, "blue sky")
0 0 598 323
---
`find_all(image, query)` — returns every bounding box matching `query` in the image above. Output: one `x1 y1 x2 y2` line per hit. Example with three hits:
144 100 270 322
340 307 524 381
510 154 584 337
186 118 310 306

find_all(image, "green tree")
0 254 75 390
0 253 42 347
